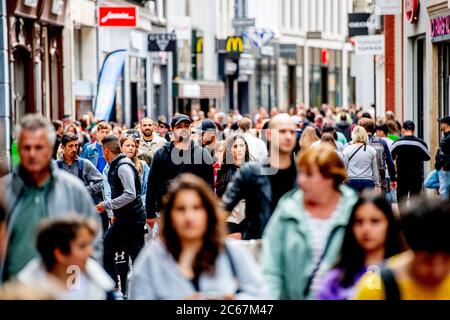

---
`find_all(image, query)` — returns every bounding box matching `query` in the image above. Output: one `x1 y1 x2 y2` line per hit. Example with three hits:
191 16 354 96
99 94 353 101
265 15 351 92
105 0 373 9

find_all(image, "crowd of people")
0 102 449 300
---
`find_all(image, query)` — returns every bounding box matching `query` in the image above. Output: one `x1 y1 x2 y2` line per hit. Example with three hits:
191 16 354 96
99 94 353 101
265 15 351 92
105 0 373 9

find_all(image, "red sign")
99 7 137 27
405 0 420 24
321 49 329 65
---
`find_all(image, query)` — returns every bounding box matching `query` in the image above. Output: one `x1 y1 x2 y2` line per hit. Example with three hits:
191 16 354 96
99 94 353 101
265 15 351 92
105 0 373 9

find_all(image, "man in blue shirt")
81 121 111 174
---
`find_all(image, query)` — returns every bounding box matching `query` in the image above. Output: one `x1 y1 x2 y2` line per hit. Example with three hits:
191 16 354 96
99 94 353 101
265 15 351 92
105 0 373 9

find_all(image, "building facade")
403 0 450 170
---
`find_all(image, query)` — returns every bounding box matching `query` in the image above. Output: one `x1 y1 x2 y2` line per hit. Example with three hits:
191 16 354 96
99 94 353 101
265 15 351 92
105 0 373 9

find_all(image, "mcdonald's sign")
226 36 244 54
196 37 204 54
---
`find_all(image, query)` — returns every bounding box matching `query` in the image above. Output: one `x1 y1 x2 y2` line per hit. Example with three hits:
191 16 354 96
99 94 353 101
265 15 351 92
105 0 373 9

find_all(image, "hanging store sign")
348 13 372 36
244 29 274 49
94 50 127 121
233 18 255 28
405 0 420 24
375 0 401 15
354 35 385 56
148 33 177 52
430 12 450 43
99 6 137 27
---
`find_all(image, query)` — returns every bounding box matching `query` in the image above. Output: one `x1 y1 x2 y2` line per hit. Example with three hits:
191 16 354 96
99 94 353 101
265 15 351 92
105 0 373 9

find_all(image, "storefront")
253 44 277 112
172 80 225 115
308 47 343 108
279 44 304 110
97 4 158 127
431 10 450 120
7 0 67 125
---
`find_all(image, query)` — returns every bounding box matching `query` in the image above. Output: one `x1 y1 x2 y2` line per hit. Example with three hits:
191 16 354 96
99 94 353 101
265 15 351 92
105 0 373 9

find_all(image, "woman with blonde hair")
342 126 380 192
299 126 320 153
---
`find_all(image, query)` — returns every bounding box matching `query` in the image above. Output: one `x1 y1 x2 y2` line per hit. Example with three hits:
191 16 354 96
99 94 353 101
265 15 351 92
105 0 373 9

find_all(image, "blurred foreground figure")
353 197 450 300
16 216 115 300
1 114 99 282
129 174 269 300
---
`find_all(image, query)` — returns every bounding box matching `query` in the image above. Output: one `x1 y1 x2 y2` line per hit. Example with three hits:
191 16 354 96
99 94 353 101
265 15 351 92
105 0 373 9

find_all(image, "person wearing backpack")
358 118 397 196
342 126 381 193
59 133 107 235
59 134 104 206
353 197 450 300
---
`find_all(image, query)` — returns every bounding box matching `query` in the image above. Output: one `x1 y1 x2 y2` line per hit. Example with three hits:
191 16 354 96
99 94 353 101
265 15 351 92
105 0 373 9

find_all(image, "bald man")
222 114 298 240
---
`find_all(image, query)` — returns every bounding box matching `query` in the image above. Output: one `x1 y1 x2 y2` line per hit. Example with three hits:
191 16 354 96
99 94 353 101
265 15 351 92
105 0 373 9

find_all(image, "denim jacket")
81 142 99 168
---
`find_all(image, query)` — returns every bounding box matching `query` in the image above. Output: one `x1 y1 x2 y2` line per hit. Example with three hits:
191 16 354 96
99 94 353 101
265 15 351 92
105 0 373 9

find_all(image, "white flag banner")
355 35 385 56
375 0 402 15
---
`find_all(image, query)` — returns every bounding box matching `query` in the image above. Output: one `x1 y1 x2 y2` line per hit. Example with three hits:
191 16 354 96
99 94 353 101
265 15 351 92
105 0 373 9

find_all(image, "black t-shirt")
269 158 297 211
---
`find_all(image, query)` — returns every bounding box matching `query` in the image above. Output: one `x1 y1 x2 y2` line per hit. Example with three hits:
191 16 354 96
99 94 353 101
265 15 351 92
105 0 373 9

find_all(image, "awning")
173 80 225 99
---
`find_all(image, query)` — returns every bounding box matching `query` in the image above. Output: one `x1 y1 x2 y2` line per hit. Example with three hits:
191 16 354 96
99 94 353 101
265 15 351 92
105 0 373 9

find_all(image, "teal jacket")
261 185 358 300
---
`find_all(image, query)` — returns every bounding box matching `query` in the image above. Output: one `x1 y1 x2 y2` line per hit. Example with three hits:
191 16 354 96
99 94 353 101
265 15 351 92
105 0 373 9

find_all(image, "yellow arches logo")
226 37 244 53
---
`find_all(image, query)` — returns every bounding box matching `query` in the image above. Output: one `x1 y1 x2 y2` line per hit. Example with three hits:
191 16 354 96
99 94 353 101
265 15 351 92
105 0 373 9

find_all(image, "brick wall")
385 15 396 113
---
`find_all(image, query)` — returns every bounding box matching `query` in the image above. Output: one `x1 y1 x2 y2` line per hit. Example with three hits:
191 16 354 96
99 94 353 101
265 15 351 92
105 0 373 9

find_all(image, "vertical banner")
94 50 127 121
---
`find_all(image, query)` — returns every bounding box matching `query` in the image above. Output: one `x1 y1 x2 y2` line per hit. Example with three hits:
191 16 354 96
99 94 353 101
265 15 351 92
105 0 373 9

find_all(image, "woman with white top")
343 126 380 193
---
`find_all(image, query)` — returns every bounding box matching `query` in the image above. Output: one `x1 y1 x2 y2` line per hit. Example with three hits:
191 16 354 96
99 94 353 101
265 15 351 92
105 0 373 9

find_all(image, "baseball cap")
171 114 192 129
199 119 217 132
402 120 415 131
157 120 170 129
438 116 450 125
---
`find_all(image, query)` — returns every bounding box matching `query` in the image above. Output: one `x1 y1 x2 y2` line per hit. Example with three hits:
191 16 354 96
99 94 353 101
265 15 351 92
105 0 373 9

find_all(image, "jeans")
347 179 375 193
439 170 450 197
425 170 440 190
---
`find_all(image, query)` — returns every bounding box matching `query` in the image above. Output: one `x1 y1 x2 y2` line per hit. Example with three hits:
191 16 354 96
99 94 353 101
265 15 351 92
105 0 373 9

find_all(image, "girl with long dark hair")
317 191 404 300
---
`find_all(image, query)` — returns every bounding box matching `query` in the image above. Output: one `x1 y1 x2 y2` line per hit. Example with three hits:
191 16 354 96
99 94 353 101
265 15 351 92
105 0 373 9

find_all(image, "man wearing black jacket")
391 121 431 203
222 113 297 240
145 114 214 227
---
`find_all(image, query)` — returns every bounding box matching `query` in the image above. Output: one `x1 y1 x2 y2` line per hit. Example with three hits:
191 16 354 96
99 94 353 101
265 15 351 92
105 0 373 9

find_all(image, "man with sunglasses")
145 114 214 229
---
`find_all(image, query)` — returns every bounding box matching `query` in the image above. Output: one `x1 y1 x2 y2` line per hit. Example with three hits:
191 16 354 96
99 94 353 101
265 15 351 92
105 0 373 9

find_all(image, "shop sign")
148 33 177 52
244 29 274 49
233 18 255 28
23 0 38 8
182 84 201 98
375 0 401 15
405 0 420 24
348 13 371 36
99 6 137 27
431 13 450 43
354 35 385 56
226 36 244 54
279 44 297 59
